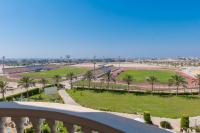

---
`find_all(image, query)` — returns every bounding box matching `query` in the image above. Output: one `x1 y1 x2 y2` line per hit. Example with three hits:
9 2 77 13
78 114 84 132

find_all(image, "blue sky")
0 0 200 58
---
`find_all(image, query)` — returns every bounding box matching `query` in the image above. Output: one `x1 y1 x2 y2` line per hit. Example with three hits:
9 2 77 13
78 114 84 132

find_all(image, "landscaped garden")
117 69 177 84
22 67 89 78
68 89 200 118
27 93 63 103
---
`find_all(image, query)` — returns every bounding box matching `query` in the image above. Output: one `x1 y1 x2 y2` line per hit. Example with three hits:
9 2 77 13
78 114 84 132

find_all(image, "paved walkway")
58 90 79 106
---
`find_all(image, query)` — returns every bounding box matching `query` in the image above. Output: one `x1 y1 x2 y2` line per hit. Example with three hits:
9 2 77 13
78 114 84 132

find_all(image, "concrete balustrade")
0 102 170 133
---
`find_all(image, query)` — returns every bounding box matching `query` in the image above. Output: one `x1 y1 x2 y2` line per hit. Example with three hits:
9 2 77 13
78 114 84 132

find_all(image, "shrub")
181 115 189 130
25 127 34 133
42 124 50 133
143 111 152 124
160 121 172 129
0 88 40 101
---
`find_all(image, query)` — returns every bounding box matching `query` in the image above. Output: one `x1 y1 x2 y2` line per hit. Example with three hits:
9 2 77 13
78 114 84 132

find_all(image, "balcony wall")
0 102 170 133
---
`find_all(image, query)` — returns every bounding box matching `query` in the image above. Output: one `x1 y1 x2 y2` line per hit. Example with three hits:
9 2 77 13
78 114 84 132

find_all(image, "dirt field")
72 62 166 69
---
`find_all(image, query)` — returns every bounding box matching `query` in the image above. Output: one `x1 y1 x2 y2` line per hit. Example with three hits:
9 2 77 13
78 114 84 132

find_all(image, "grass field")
68 89 200 118
117 69 177 84
22 67 89 78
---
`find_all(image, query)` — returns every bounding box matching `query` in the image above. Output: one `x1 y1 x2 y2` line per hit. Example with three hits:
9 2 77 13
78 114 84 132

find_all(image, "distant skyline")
0 0 200 58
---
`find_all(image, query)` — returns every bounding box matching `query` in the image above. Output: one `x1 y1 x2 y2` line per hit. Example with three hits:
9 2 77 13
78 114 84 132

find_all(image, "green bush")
181 115 189 130
42 124 50 133
25 127 34 133
160 121 172 129
143 111 152 124
192 126 200 132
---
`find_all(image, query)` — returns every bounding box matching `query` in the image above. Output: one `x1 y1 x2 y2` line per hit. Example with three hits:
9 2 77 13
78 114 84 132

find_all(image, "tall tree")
53 75 62 88
84 71 93 88
18 76 35 98
105 70 113 89
66 72 75 89
146 76 158 93
192 74 200 95
39 78 48 92
123 75 133 92
100 78 105 90
168 78 174 93
0 80 8 101
171 74 187 95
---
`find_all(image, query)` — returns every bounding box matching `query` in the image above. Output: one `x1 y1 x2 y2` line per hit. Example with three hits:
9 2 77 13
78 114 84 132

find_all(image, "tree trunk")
100 82 103 90
2 93 5 101
128 84 130 93
88 81 91 88
21 88 23 101
70 80 73 89
151 83 154 93
199 85 200 95
176 86 179 95
26 88 29 98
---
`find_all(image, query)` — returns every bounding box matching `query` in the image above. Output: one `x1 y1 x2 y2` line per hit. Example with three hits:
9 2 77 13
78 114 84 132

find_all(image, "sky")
0 0 200 59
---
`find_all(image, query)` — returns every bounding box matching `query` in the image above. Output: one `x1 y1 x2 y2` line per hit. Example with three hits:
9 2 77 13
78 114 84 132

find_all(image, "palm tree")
81 79 85 88
39 78 48 92
66 72 75 89
18 76 35 98
0 80 8 101
53 75 61 88
105 70 113 89
84 71 93 88
171 74 187 95
123 75 133 92
146 76 158 93
168 78 174 93
192 74 200 95
100 78 105 90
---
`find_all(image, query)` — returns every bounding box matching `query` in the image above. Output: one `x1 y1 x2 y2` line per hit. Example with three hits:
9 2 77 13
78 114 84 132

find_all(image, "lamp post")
65 55 70 66
118 56 121 69
2 56 5 75
93 56 96 79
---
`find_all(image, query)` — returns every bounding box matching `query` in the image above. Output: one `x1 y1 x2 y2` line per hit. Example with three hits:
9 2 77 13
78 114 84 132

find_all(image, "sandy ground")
72 62 166 69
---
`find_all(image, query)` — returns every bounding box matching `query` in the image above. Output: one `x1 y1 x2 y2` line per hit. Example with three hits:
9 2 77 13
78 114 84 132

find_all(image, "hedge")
74 87 199 96
160 121 172 129
181 115 189 130
0 88 41 101
143 111 152 124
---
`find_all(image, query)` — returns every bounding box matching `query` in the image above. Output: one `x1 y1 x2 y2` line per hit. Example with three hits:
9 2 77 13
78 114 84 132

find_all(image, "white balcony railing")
0 102 170 133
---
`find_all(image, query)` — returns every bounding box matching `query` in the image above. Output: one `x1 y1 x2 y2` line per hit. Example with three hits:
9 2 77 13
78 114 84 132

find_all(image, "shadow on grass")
178 95 200 100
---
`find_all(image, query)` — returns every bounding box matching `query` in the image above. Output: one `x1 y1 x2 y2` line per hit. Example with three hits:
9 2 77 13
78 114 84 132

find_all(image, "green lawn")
27 93 63 103
68 89 200 118
22 67 89 79
117 69 177 84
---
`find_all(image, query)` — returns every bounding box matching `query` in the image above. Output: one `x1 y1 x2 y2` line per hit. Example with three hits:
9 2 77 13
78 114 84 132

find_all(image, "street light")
93 56 96 79
118 56 121 68
2 56 5 75
65 55 70 66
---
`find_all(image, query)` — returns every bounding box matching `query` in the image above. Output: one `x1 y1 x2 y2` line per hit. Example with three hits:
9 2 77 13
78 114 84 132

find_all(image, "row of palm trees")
0 72 77 101
81 70 200 95
123 74 200 95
